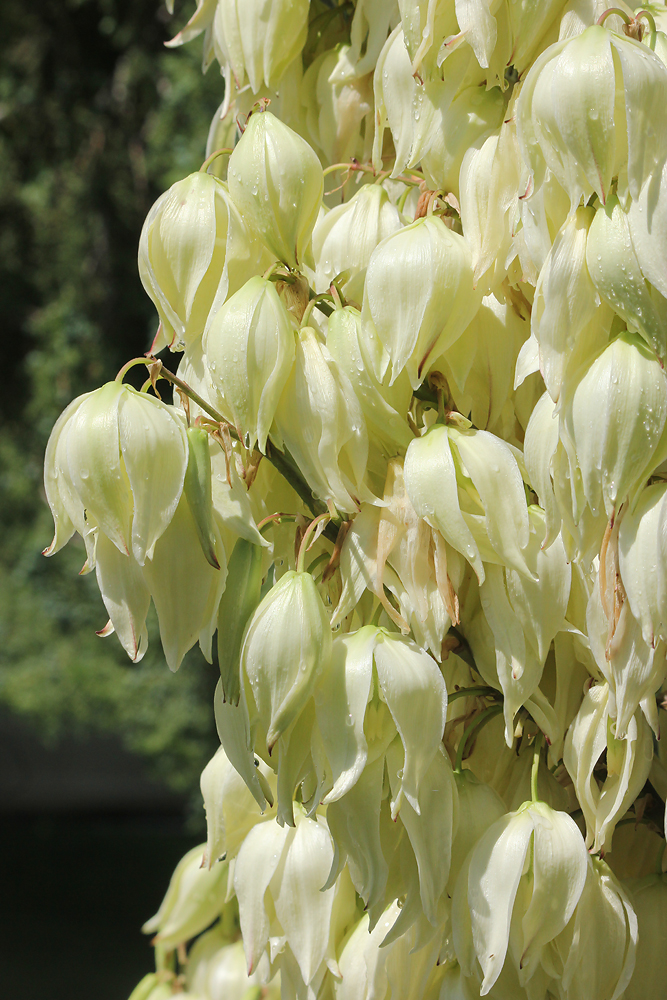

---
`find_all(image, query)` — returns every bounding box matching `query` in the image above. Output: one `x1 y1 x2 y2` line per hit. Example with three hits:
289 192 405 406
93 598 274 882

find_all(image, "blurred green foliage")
0 0 226 795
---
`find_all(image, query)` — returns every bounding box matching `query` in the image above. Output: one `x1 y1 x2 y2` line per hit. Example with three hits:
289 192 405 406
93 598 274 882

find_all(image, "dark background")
0 1 225 995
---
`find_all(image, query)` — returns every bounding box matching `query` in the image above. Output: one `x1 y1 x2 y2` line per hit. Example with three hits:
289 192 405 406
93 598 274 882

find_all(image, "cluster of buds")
44 3 667 1000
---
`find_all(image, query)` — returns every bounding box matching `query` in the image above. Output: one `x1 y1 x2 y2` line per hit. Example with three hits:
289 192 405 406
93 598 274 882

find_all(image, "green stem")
637 8 658 47
302 292 334 327
296 512 331 572
455 705 503 773
531 732 544 803
199 148 233 173
130 357 338 541
448 685 501 704
597 7 632 26
116 357 153 383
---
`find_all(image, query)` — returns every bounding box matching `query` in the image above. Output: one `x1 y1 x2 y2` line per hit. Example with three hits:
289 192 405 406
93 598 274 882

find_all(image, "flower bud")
362 216 480 387
204 276 296 452
227 111 323 270
211 0 309 93
311 184 402 303
561 330 667 516
517 25 667 207
142 844 227 950
139 171 259 351
241 570 332 750
274 325 370 514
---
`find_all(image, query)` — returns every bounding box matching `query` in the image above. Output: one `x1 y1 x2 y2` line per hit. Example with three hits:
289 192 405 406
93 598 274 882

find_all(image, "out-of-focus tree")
0 0 225 795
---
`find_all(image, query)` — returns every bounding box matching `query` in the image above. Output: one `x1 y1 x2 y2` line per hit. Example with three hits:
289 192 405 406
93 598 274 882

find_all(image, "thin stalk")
455 705 503 772
448 685 501 704
531 732 544 803
296 512 331 572
199 148 233 173
124 356 339 540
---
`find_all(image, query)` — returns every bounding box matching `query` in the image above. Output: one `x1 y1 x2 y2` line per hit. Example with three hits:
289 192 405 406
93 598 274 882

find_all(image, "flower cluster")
44 2 667 999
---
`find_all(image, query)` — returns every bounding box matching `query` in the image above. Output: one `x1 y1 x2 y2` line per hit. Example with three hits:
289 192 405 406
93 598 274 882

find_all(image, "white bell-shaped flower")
234 810 338 986
560 330 667 517
623 872 667 1000
228 111 323 270
44 381 189 564
204 275 296 453
458 114 525 294
186 931 279 1000
311 184 402 303
554 855 638 1000
456 799 587 995
362 216 480 387
241 568 332 751
138 171 260 351
563 681 653 854
142 843 227 950
326 306 413 454
586 193 667 361
301 45 373 166
531 205 610 402
618 481 667 646
274 325 370 514
404 422 533 582
517 24 667 208
211 0 308 93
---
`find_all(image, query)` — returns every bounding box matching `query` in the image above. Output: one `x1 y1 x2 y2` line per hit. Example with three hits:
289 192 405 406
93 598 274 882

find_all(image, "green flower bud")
561 331 667 517
227 111 323 270
211 0 309 93
204 276 296 453
241 570 332 750
362 216 480 387
138 172 260 351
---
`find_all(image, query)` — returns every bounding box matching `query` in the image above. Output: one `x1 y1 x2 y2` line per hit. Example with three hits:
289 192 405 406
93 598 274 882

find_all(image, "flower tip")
96 620 115 638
